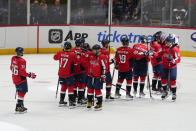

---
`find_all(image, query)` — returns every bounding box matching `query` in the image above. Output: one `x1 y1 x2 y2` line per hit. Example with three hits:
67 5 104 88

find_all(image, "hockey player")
100 39 114 100
72 38 87 105
80 43 92 101
114 37 134 99
54 42 77 108
10 47 36 113
150 32 164 92
160 36 181 101
132 36 151 97
86 44 107 110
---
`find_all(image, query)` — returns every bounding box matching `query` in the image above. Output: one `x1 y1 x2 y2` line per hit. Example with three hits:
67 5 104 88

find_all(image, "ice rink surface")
0 54 196 131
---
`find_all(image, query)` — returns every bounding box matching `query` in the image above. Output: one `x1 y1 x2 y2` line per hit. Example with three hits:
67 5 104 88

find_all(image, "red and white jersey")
115 46 134 72
150 41 163 66
71 47 84 74
54 50 77 78
161 45 181 69
100 48 111 72
132 43 150 61
87 54 107 78
81 51 93 74
10 56 29 85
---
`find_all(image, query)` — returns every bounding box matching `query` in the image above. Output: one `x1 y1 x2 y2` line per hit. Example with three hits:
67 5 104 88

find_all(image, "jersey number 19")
119 55 126 63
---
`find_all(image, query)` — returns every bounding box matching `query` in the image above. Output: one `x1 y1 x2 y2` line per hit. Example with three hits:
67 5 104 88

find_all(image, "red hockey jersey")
100 48 111 72
71 47 84 74
150 41 163 66
10 56 29 85
54 50 77 78
132 43 150 61
87 54 107 78
81 51 93 74
115 46 134 72
161 45 181 69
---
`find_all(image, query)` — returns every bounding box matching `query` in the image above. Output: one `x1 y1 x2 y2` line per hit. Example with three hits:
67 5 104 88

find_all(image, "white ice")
0 54 196 131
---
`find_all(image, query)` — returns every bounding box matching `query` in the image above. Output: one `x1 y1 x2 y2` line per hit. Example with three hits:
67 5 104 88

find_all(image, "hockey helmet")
121 37 129 45
15 47 24 56
101 39 110 47
64 42 72 50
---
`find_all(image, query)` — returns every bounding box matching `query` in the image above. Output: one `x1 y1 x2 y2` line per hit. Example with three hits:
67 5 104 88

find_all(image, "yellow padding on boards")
39 48 62 53
0 48 196 57
0 48 37 55
180 51 196 57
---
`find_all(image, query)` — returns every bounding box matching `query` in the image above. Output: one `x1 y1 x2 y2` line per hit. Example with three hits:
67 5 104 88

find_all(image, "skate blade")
68 106 76 109
59 104 67 107
105 98 115 102
15 110 27 114
77 104 86 107
94 108 102 111
139 95 145 98
114 96 121 99
161 94 170 100
155 92 162 95
125 96 134 100
86 107 92 111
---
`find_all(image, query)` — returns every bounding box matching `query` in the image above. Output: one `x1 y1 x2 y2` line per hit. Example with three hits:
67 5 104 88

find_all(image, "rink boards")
0 25 196 57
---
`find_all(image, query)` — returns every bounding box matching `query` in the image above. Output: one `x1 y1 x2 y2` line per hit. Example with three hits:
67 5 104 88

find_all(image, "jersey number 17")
60 58 68 68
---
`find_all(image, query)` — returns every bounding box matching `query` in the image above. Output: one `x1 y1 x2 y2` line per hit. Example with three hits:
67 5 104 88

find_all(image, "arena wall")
0 25 196 57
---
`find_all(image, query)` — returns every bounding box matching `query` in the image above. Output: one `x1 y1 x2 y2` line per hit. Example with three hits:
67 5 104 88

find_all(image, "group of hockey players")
10 31 181 113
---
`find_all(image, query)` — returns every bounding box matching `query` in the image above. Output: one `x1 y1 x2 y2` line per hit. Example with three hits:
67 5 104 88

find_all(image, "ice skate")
139 91 146 98
15 104 27 114
59 100 67 107
94 103 102 111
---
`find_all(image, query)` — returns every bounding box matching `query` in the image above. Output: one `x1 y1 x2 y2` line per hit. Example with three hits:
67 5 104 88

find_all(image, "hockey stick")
146 40 152 98
92 77 95 106
15 90 17 100
167 47 172 92
111 66 116 82
55 78 60 99
111 84 128 92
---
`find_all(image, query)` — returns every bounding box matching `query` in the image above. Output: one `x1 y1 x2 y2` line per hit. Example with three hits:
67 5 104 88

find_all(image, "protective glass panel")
30 0 67 25
190 0 196 27
112 0 141 25
171 0 189 27
70 0 108 25
0 0 8 25
10 0 27 25
141 0 171 26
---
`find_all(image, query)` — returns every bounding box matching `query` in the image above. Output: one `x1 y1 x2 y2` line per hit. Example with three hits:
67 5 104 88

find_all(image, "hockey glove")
167 58 175 64
115 65 119 70
29 72 36 79
101 75 106 83
110 59 115 64
144 51 154 56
